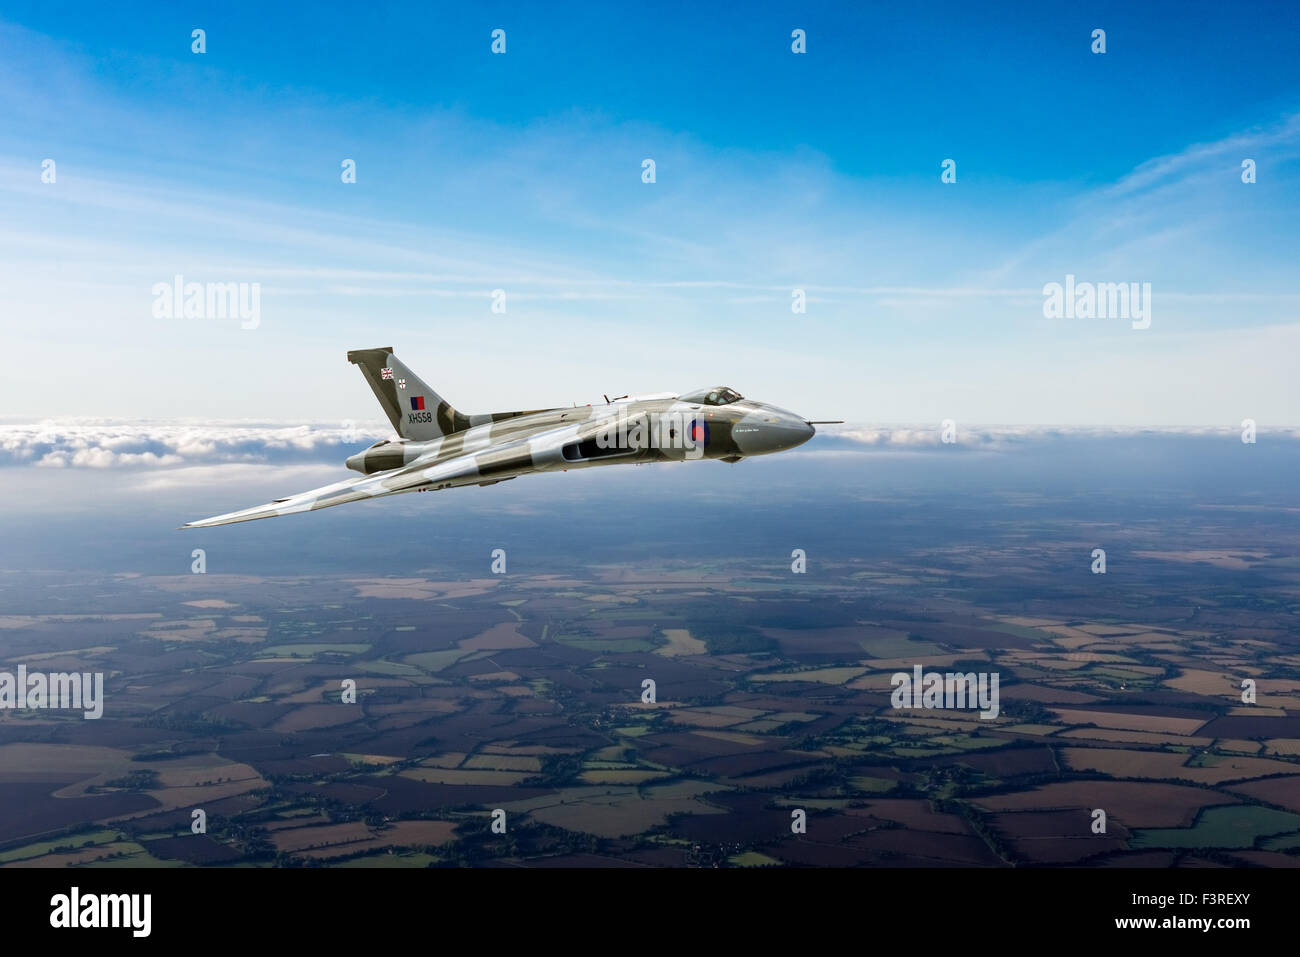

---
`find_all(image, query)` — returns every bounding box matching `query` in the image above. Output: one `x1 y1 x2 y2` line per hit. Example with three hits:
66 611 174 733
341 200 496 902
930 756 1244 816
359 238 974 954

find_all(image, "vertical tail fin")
347 347 469 440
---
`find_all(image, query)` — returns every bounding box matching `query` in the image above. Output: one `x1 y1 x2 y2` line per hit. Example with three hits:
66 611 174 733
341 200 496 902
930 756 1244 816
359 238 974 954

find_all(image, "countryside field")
3 489 1300 869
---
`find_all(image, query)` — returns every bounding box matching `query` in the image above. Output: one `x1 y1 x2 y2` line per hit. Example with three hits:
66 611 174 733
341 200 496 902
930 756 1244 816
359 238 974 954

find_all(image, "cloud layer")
2 419 1294 471
0 420 389 469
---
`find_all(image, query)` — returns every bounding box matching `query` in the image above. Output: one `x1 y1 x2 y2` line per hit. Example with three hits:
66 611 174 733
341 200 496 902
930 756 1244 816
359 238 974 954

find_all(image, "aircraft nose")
732 409 816 456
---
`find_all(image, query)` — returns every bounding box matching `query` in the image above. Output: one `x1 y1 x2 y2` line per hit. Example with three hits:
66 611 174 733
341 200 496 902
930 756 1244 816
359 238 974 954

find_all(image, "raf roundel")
689 419 709 447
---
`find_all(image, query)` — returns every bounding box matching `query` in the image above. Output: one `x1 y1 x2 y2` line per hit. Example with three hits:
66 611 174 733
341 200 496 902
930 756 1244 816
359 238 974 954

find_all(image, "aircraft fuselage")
343 395 815 481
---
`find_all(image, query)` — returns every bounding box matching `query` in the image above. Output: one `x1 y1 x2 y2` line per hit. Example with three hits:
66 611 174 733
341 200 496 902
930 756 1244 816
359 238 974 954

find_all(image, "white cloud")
0 420 390 469
821 422 1300 450
2 419 1295 475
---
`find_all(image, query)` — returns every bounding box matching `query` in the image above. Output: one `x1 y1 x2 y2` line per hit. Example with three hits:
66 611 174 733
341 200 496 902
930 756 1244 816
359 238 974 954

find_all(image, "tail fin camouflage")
347 347 471 441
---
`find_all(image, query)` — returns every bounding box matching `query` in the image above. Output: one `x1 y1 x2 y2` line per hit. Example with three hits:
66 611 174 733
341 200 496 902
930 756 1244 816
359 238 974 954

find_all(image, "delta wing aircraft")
184 347 838 527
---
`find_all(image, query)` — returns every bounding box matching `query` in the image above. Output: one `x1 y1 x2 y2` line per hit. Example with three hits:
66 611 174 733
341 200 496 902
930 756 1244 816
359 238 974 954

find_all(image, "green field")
260 643 371 657
77 842 189 867
1131 806 1300 848
728 851 781 867
336 852 441 867
557 636 657 653
0 829 121 863
356 659 424 676
404 649 472 672
860 635 944 657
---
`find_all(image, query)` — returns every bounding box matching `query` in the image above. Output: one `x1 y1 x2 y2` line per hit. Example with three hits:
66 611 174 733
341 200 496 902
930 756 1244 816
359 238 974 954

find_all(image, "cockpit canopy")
679 386 744 406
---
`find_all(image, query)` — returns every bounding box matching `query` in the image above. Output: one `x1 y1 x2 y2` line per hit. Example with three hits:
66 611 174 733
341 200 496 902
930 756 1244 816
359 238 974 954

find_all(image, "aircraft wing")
183 432 546 528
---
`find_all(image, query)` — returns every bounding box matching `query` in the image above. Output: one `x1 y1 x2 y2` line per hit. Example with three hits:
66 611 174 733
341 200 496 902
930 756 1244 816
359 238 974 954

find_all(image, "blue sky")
2 1 1299 426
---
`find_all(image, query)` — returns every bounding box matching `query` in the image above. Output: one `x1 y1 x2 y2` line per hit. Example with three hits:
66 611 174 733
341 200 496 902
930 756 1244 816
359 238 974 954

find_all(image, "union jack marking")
381 367 393 380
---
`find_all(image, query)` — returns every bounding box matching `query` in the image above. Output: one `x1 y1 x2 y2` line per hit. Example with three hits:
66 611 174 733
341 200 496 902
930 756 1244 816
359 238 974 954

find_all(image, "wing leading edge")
182 433 546 528
182 466 421 528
